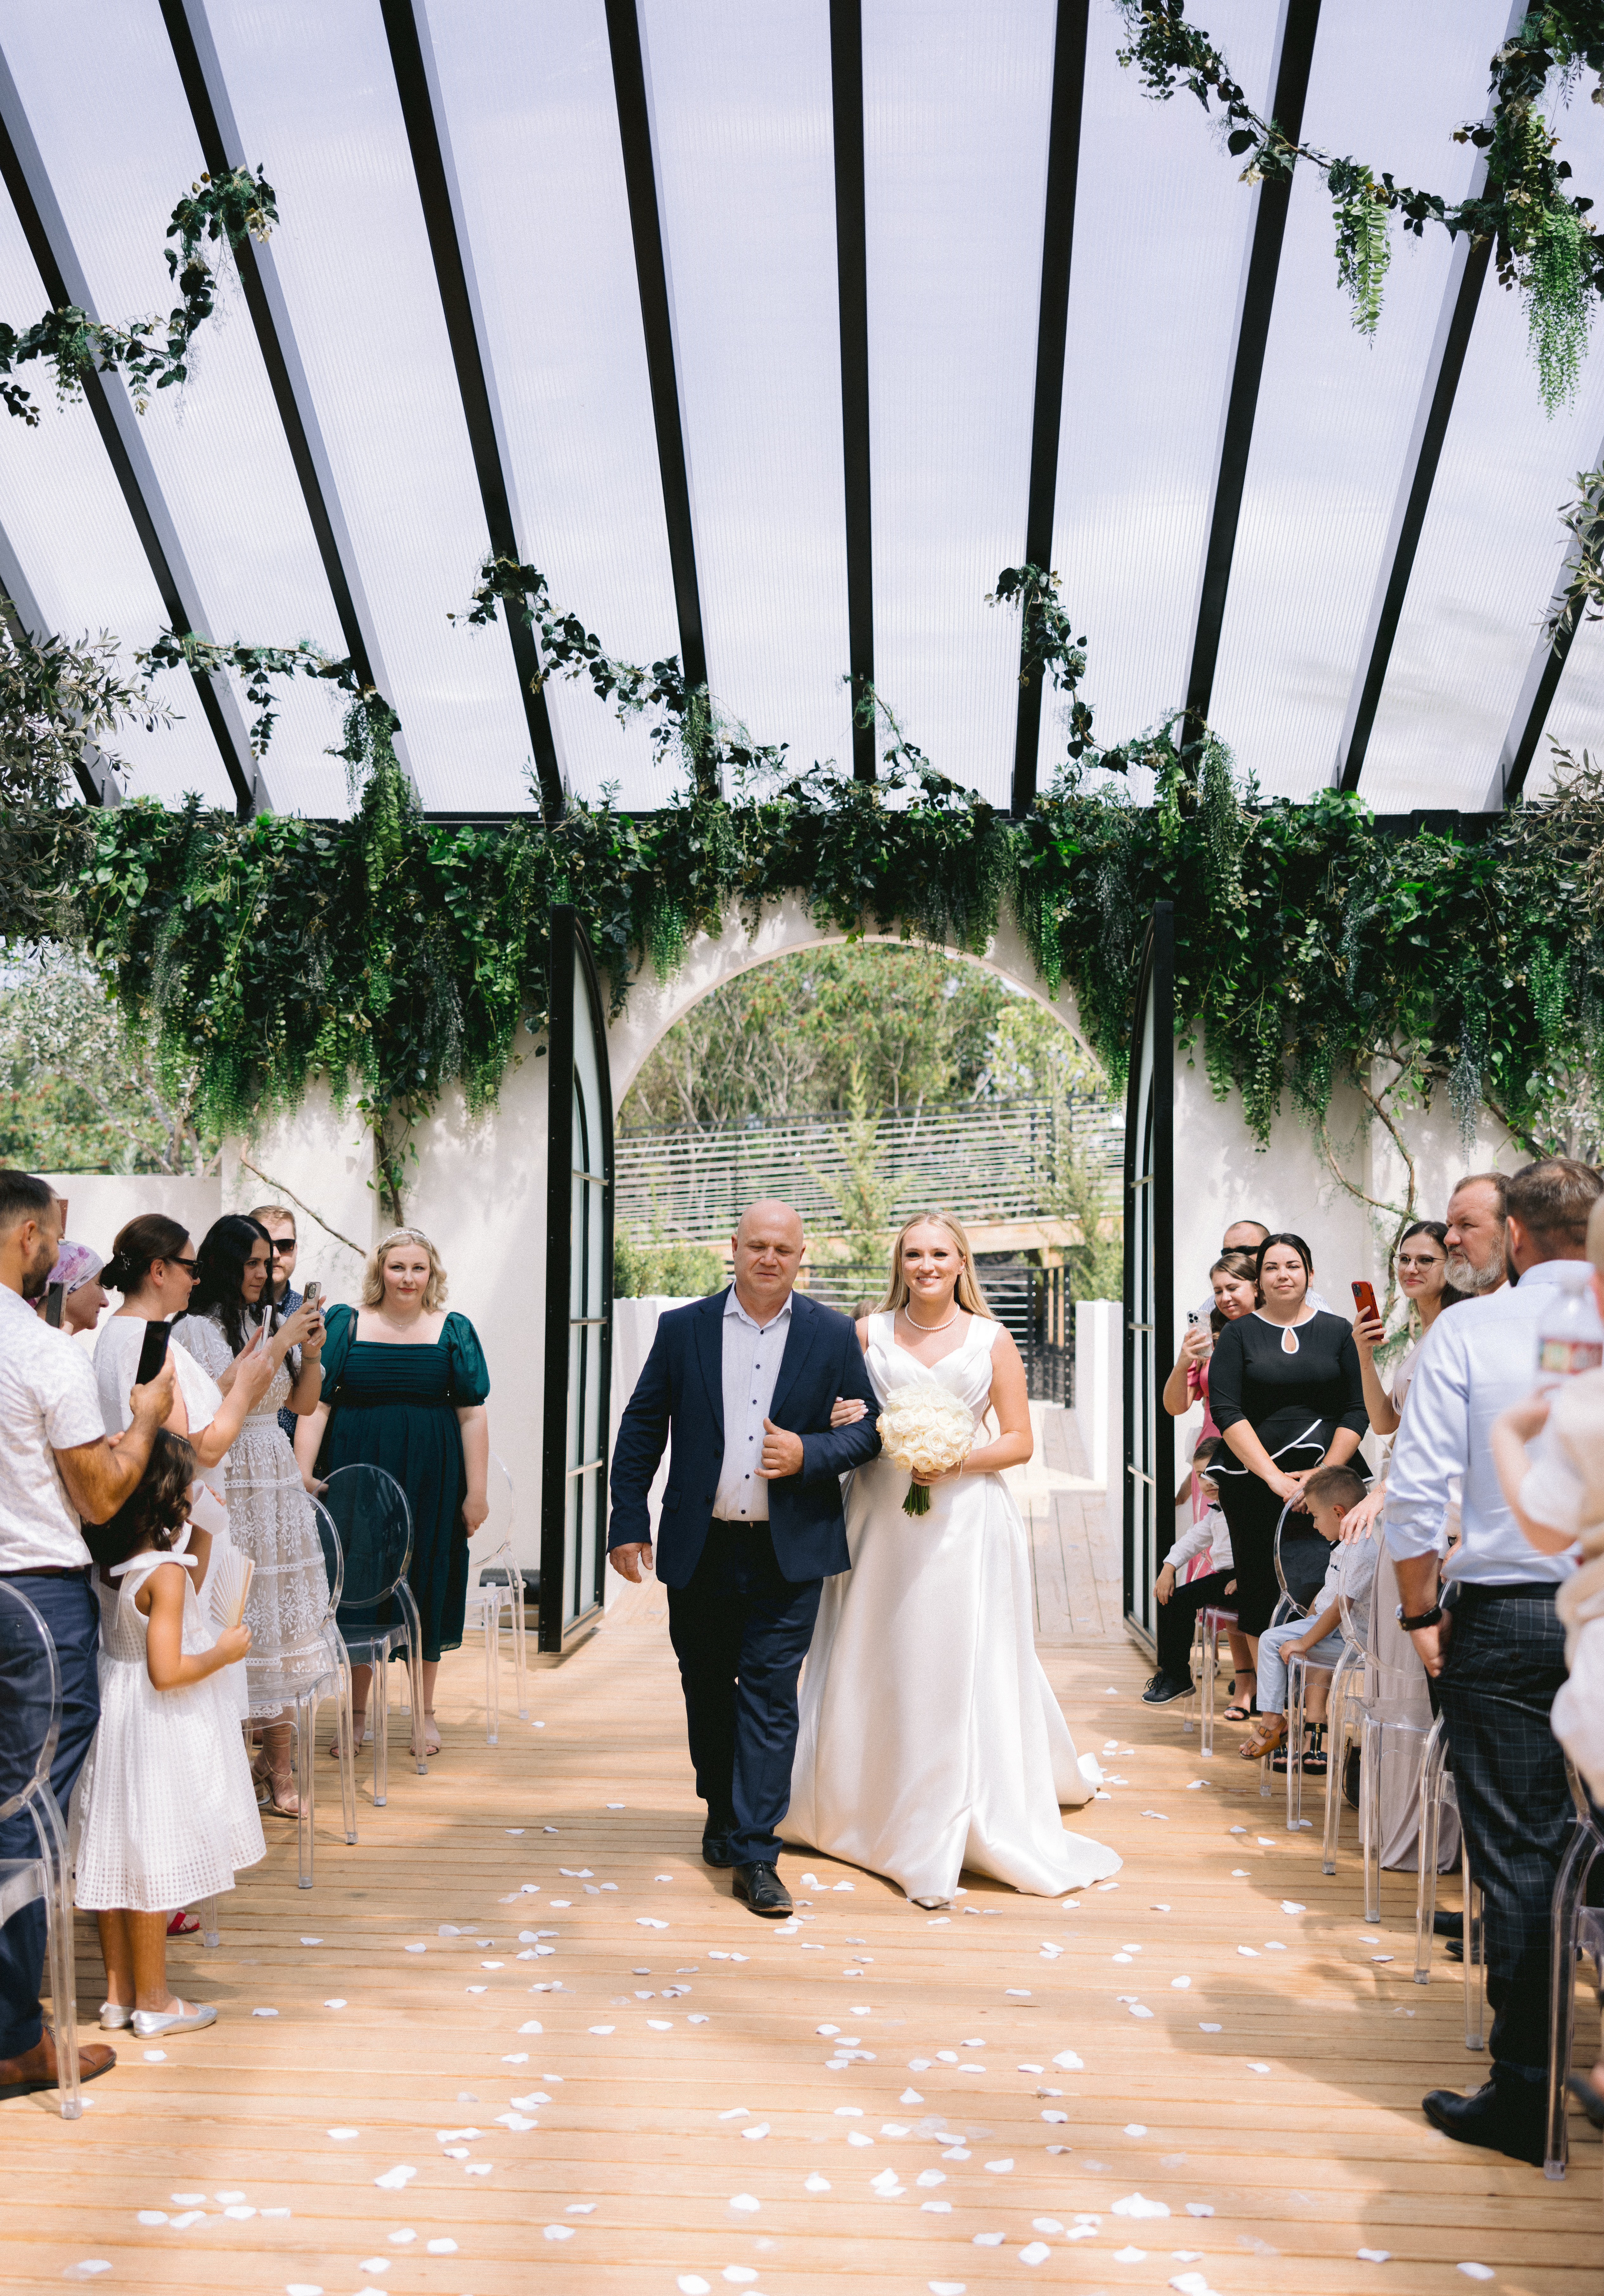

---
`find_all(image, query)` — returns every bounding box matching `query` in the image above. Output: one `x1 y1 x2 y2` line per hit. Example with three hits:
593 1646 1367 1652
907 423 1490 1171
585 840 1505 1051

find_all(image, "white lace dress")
72 1545 265 1911
170 1312 331 1718
783 1312 1122 1902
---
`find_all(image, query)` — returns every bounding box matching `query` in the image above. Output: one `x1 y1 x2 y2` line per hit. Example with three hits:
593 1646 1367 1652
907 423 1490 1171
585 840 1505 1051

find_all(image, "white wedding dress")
782 1312 1121 1903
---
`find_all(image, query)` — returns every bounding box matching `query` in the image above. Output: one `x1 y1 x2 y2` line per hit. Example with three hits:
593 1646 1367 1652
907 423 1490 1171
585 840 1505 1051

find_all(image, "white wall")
41 1172 220 1265
219 1080 376 1306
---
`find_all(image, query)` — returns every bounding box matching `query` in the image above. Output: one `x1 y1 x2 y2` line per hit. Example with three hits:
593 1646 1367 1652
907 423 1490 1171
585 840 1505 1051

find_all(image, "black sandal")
1302 1722 1328 1776
1222 1676 1256 1724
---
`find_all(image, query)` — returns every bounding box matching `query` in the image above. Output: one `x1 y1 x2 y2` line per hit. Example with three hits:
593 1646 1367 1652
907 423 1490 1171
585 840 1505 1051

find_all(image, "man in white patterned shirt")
0 1172 174 2102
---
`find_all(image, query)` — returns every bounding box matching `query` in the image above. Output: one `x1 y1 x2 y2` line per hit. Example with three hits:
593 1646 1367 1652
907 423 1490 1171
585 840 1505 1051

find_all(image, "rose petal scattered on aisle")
543 2225 574 2241
1358 2249 1392 2264
1457 2269 1495 2283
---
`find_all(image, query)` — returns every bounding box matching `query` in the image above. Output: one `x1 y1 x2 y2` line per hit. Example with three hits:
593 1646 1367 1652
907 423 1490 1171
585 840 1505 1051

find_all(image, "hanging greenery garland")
1113 2 1604 411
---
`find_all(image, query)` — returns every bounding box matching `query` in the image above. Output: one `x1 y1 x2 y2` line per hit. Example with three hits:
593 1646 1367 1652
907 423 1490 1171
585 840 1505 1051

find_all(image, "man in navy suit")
609 1200 880 1916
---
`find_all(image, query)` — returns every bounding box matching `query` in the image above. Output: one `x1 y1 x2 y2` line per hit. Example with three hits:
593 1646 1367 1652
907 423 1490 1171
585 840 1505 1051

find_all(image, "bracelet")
1396 1602 1443 1633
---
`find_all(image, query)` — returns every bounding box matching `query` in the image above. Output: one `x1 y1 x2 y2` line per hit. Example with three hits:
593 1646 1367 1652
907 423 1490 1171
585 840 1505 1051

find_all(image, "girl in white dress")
73 1432 264 2038
783 1212 1121 1907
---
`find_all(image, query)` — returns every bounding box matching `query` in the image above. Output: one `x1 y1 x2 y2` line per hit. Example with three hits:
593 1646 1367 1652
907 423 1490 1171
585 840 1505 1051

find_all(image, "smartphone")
135 1319 171 1385
301 1279 322 1313
1351 1280 1379 1322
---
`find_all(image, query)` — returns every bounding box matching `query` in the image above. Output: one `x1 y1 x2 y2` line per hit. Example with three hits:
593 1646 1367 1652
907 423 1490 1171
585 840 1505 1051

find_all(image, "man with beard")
1443 1171 1511 1298
0 1171 174 2102
1386 1157 1601 2164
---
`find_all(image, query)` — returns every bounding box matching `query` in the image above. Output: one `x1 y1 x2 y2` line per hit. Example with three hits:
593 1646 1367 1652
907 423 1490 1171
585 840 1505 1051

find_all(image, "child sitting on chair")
1240 1463 1374 1774
1144 1438 1236 1705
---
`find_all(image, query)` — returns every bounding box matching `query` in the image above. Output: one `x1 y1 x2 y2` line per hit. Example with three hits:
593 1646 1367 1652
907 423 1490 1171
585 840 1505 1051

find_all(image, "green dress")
317 1305 490 1663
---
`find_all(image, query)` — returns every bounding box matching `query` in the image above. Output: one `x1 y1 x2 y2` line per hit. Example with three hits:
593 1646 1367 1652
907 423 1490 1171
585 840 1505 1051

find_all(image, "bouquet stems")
902 1482 931 1517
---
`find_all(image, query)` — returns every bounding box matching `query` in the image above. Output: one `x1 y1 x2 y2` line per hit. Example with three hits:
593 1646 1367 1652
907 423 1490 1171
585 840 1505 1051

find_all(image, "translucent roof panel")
0 192 233 806
640 0 854 784
1034 0 1275 792
428 0 685 812
1532 604 1604 796
1206 0 1509 801
864 0 1057 808
1361 75 1604 810
206 0 554 814
0 4 359 818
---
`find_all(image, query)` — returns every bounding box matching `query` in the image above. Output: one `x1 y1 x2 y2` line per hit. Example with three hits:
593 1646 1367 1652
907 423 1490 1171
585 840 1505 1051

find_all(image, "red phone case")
1351 1281 1378 1319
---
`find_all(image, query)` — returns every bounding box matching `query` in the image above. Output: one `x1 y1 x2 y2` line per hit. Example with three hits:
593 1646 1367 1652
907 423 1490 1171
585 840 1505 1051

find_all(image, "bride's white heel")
912 1895 951 1910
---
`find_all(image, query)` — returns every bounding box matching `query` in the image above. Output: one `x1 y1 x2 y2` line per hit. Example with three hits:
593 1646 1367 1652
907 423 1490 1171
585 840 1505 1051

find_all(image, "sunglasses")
159 1256 198 1276
269 1240 297 1257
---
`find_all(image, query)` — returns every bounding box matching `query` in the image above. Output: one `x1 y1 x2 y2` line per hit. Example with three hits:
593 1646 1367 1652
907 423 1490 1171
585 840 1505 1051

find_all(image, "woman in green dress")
296 1228 489 1756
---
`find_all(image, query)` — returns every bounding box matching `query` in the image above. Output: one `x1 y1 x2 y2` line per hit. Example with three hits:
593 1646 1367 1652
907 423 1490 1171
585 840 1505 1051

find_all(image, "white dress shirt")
0 1280 106 1570
1383 1260 1577 1587
712 1289 793 1523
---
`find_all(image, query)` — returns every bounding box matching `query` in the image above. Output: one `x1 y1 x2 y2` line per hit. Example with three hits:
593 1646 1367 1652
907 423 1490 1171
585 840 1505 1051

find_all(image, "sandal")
262 1761 301 1819
1222 1677 1257 1724
166 1909 200 1939
1302 1722 1329 1776
1240 1715 1286 1762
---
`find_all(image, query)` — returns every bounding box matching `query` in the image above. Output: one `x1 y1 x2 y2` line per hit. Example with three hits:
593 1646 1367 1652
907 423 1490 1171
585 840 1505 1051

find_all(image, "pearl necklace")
901 1299 963 1336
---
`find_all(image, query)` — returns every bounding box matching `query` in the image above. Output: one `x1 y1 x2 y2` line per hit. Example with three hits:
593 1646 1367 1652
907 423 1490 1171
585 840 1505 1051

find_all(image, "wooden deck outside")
5 1582 1600 2293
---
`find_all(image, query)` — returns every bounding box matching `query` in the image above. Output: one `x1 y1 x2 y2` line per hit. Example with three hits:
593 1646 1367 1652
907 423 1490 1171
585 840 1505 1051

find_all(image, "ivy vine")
1114 2 1604 412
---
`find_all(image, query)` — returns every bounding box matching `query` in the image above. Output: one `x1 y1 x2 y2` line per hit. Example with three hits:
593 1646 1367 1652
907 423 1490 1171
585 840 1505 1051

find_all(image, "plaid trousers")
1437 1586 1574 2070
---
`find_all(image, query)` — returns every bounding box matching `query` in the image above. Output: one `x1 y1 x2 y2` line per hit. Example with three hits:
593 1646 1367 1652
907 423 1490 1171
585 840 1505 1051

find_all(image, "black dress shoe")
1433 1909 1464 1940
1422 2076 1545 2166
1141 1671 1193 1705
702 1824 736 1869
732 1862 793 1917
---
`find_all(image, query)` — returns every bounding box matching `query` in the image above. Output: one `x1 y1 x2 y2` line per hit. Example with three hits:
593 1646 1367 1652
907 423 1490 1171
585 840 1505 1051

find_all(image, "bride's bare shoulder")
855 1316 871 1351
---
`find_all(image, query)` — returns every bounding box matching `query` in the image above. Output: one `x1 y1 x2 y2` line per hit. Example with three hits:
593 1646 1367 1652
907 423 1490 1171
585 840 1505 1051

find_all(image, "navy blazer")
608 1288 882 1588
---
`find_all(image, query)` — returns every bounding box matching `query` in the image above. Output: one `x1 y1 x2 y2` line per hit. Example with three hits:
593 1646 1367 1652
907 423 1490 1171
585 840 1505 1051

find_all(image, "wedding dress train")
782 1312 1121 1902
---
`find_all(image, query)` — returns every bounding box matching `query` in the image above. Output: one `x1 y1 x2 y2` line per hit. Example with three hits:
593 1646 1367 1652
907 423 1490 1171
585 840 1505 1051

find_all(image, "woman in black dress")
1206 1231 1369 1656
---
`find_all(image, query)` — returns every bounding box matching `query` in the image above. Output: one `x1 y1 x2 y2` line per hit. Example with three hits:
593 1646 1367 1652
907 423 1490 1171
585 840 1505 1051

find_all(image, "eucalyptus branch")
1113 2 1604 408
233 1154 368 1262
0 166 276 423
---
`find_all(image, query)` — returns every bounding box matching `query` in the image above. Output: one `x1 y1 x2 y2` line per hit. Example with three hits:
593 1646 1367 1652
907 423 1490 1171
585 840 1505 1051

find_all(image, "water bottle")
1535 1261 1604 1383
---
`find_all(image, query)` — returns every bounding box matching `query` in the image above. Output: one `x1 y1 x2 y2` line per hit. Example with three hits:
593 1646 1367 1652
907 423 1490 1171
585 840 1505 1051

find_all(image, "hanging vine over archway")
1114 2 1604 411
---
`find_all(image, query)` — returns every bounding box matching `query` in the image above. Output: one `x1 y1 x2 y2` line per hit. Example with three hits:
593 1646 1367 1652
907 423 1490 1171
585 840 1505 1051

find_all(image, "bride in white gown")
783 1213 1121 1907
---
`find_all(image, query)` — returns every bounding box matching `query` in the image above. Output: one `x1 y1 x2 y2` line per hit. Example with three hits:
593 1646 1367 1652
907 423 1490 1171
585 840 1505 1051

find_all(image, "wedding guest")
295 1228 489 1759
249 1204 303 1442
1147 1438 1236 1704
1240 1463 1373 1769
33 1241 107 1337
171 1217 326 1817
1387 1156 1602 2164
97 1216 275 1480
1442 1170 1510 1298
0 1170 176 2102
1159 1247 1259 1711
1208 1232 1368 1659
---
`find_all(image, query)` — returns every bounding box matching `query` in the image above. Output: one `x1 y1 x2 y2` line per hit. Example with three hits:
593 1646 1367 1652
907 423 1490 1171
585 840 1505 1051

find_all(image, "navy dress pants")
666 1522 821 1869
0 1572 100 2060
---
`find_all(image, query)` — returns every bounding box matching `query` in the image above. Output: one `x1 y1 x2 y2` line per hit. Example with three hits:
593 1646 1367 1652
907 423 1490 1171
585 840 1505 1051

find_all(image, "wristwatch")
1396 1602 1443 1632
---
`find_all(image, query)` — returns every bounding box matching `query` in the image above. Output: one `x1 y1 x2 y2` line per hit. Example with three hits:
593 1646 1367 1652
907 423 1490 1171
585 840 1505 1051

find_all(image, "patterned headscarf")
49 1240 104 1292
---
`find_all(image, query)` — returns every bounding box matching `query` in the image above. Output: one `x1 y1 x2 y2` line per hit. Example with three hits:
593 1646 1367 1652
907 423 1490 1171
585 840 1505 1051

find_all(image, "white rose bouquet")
876 1384 977 1516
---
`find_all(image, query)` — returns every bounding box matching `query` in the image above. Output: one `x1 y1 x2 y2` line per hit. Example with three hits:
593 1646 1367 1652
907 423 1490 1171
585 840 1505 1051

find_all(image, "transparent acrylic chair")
323 1462 424 1802
1258 1498 1337 1806
1544 1765 1604 2179
1327 1555 1447 1931
0 1581 81 2118
1412 1711 1484 2051
462 1451 527 1744
242 1493 357 1891
1183 1596 1239 1757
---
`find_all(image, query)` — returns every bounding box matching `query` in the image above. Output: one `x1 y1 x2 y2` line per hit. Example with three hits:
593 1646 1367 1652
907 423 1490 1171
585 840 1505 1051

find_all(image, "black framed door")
1122 902 1174 1650
539 907 614 1652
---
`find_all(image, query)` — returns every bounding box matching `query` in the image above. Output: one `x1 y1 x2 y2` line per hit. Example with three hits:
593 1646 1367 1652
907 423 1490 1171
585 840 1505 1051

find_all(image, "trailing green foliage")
1114 2 1604 410
0 165 276 422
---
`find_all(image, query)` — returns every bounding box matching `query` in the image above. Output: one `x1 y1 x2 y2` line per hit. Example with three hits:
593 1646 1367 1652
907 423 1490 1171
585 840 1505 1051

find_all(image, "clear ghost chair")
1543 1764 1604 2180
1412 1711 1485 2051
0 1581 81 2118
242 1494 356 1890
322 1462 424 1802
1183 1594 1239 1757
1258 1498 1337 1806
461 1450 528 1744
1329 1554 1447 1931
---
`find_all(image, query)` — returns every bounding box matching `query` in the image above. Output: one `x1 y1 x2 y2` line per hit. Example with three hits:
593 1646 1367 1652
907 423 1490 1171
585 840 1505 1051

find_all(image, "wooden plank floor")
5 1599 1599 2295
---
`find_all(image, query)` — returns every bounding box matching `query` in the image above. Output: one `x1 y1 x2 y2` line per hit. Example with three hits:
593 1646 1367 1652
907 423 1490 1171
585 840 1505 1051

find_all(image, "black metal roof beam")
379 0 564 821
1335 0 1529 793
1182 0 1321 748
1011 0 1089 813
828 0 875 782
604 1 709 721
160 0 419 802
1494 440 1604 802
0 516 122 807
0 42 267 818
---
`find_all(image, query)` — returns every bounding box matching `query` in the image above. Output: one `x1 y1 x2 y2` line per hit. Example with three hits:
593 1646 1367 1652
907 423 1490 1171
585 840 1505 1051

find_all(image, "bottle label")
1539 1336 1604 1377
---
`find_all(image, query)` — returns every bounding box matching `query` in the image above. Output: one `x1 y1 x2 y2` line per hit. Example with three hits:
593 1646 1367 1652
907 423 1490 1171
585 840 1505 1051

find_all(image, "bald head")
732 1199 805 1322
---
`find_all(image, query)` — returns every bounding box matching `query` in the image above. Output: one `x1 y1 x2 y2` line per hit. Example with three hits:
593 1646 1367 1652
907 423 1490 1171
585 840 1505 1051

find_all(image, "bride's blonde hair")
877 1211 994 1319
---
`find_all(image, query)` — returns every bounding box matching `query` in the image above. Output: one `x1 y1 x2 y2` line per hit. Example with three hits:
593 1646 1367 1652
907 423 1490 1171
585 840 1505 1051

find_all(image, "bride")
782 1212 1121 1907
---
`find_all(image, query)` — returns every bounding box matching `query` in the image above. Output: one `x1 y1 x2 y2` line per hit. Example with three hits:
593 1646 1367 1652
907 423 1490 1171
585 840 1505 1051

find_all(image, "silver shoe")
98 2002 132 2031
132 2001 218 2038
